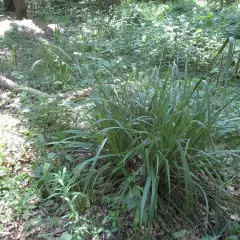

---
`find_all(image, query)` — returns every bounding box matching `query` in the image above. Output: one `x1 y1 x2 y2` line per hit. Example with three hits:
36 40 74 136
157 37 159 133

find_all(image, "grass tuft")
69 65 238 233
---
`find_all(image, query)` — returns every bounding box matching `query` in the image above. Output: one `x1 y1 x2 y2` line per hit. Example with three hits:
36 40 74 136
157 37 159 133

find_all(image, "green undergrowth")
25 37 240 237
0 0 240 239
41 68 239 239
1 0 240 92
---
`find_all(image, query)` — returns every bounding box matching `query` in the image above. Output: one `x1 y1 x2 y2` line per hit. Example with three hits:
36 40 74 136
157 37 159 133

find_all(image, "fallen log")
0 75 51 98
0 75 92 101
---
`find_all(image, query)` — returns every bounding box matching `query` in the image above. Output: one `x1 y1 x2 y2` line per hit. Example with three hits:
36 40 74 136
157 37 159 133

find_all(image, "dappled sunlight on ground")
0 19 44 37
0 93 72 239
0 20 12 36
0 98 47 239
0 17 57 85
196 0 208 7
47 23 64 33
0 109 28 165
0 107 28 239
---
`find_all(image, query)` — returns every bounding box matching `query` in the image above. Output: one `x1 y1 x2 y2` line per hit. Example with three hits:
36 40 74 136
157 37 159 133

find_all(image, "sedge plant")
68 62 240 236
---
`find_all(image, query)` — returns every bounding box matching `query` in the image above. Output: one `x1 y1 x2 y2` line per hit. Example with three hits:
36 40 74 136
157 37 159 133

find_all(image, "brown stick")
0 75 51 98
0 75 92 101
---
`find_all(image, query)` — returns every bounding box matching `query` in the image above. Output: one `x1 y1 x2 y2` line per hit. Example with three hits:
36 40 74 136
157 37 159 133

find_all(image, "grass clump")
69 65 238 236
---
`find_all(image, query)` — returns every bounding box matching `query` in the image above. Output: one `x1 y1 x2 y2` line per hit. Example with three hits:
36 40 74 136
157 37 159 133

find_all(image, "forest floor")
0 1 240 239
0 16 71 240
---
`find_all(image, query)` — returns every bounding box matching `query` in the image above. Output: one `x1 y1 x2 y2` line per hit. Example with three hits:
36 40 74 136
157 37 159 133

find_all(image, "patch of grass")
20 95 72 135
58 66 238 237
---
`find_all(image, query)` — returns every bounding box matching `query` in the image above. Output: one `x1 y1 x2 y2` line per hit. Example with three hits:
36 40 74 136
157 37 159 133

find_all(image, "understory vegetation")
0 0 240 239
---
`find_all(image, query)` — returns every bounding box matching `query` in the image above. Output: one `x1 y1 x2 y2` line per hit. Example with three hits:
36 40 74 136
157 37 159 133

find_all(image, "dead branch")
0 75 51 98
0 75 92 101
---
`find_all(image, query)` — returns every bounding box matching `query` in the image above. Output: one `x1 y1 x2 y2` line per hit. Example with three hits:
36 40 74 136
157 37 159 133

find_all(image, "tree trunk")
13 0 27 20
3 0 27 20
3 0 16 12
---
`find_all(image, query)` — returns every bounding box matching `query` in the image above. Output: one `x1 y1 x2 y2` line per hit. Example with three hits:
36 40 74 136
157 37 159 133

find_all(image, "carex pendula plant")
68 62 240 234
